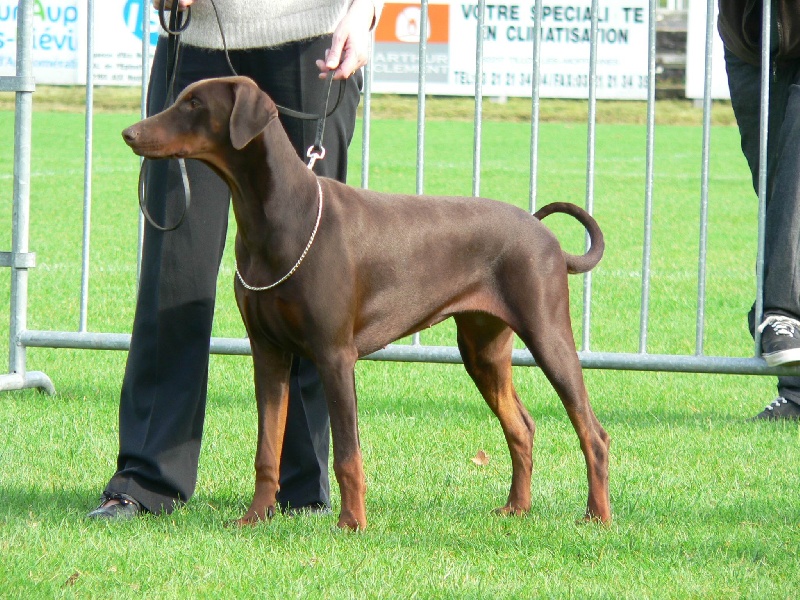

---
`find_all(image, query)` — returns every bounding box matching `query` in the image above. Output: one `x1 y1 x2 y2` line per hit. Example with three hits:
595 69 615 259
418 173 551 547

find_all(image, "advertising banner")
372 1 651 99
2 0 651 100
0 0 86 84
684 0 729 100
92 0 158 86
0 0 157 86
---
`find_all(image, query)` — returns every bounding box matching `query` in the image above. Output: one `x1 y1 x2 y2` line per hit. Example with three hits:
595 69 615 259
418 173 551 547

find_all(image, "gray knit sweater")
169 0 377 50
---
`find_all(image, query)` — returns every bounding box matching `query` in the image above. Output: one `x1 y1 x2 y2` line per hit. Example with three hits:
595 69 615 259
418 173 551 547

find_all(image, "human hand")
316 0 376 80
151 0 193 10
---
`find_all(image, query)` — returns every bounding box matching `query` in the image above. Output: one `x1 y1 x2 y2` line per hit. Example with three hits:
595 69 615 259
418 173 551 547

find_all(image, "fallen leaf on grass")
63 572 80 587
471 450 490 466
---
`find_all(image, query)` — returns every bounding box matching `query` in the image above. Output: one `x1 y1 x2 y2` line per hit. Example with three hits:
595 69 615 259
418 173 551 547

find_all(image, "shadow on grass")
0 486 103 521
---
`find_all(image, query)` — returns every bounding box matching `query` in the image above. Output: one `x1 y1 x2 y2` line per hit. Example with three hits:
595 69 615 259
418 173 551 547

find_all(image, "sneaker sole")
762 348 800 367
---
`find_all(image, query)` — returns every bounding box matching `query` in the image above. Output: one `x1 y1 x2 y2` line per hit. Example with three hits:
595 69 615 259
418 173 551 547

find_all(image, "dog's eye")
189 97 201 109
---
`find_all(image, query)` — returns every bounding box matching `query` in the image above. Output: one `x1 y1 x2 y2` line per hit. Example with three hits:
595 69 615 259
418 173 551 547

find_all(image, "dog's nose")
121 126 139 145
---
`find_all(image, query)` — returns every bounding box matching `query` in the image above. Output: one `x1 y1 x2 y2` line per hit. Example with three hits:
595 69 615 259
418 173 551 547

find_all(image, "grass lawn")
0 92 798 598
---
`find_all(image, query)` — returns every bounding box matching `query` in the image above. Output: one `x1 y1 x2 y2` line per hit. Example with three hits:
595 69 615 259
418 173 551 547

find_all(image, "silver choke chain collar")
235 178 323 292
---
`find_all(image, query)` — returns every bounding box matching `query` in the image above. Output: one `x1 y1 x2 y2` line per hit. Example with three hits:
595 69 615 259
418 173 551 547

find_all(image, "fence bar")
528 0 543 213
639 1 658 353
141 9 151 121
80 0 96 332
137 2 152 280
5 3 32 377
581 0 599 352
695 0 716 355
410 1 431 347
0 0 55 394
472 0 485 198
416 0 429 196
753 0 771 356
361 30 375 190
0 76 35 92
18 328 800 377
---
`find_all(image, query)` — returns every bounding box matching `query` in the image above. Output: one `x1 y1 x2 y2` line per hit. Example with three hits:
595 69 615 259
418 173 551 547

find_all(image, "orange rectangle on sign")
376 3 449 44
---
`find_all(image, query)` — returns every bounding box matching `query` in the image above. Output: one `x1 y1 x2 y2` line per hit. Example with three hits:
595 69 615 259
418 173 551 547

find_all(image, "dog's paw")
492 504 529 517
231 505 276 527
578 511 612 526
336 511 366 531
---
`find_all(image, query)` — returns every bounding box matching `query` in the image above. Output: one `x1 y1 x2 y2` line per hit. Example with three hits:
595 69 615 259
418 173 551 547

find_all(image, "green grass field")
0 95 798 598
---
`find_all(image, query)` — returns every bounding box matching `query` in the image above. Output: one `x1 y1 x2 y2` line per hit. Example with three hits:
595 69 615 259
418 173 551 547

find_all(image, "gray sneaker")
282 503 331 518
758 315 800 366
751 397 800 421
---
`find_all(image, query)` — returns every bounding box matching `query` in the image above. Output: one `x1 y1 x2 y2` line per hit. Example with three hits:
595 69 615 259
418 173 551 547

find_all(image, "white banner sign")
3 0 650 100
0 0 158 86
92 0 158 86
0 0 85 84
372 1 651 99
684 0 729 100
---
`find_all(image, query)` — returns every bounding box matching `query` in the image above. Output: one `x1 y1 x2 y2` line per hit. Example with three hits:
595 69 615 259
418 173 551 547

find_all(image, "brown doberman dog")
122 76 611 529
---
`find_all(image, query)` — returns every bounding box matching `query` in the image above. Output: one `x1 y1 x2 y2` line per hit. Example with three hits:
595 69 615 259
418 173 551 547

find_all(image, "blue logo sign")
124 0 159 46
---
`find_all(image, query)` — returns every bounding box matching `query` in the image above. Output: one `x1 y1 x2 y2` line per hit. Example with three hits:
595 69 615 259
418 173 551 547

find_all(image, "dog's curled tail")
534 202 604 274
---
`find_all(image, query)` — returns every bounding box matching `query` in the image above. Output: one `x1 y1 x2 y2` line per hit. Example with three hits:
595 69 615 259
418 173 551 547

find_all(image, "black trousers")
724 48 800 401
104 36 362 514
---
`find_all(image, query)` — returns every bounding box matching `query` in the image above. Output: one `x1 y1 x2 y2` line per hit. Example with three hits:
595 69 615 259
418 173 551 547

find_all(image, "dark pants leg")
724 48 800 401
105 37 361 513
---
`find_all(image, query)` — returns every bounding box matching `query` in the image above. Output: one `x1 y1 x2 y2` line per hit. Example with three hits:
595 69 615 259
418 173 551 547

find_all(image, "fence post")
0 0 55 395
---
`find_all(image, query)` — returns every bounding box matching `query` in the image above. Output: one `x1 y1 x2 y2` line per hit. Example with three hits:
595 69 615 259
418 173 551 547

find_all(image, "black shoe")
86 493 143 520
282 503 331 518
751 397 800 421
758 315 800 366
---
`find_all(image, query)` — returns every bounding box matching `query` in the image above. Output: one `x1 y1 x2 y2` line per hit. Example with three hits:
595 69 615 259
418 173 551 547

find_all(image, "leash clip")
306 145 326 170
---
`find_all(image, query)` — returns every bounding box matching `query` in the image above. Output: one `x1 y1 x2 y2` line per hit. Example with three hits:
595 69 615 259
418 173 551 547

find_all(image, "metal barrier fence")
3 0 800 396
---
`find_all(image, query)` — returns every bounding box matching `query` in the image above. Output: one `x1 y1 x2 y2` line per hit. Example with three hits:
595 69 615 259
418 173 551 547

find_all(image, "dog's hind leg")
513 298 611 523
236 341 293 526
454 313 535 516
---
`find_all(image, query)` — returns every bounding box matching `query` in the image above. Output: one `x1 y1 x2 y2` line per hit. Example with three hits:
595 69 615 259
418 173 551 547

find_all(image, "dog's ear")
229 79 277 150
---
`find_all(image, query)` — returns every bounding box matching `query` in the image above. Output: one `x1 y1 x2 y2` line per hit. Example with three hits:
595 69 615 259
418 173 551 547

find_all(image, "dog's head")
122 76 279 160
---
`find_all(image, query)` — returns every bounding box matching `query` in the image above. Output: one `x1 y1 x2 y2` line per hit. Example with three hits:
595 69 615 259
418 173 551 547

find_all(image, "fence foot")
0 371 55 395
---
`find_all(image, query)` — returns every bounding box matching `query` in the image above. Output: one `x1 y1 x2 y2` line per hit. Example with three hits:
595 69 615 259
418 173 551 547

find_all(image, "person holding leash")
718 0 800 420
88 0 382 519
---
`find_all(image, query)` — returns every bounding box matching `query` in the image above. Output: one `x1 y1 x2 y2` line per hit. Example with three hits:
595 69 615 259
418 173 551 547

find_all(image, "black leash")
306 71 337 169
138 0 192 232
138 0 344 232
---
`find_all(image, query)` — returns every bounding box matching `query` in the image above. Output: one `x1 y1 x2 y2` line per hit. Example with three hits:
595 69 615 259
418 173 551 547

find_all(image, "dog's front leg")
318 350 367 530
235 340 292 526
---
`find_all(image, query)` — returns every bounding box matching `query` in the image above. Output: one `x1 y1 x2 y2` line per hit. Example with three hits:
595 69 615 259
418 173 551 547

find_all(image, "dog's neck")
215 119 321 283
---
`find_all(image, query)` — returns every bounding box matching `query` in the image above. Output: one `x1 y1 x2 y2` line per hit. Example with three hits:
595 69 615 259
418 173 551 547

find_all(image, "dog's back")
316 178 594 356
